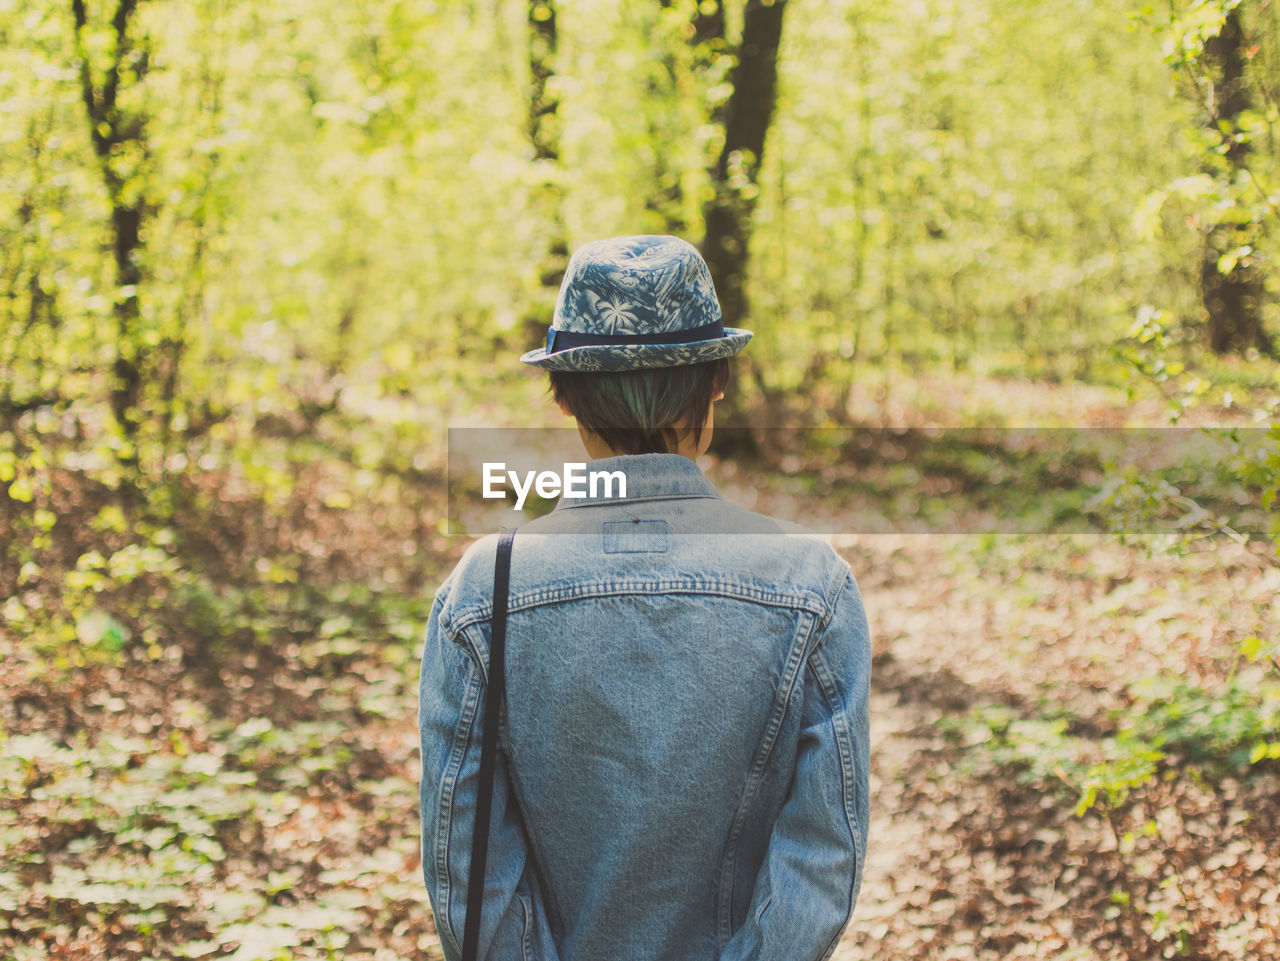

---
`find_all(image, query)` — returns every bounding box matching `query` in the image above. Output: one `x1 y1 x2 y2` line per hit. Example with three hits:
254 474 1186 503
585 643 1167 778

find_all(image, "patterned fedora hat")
519 234 753 372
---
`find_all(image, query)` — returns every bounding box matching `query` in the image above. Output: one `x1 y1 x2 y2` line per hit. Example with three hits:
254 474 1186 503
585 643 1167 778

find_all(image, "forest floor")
827 532 1279 961
3 378 1279 961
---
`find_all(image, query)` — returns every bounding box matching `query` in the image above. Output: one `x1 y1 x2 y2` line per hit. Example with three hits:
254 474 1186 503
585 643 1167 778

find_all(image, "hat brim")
520 328 753 372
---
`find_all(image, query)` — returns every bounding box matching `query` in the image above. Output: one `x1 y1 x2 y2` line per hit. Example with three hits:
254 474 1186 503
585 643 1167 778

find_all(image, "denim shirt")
419 453 871 961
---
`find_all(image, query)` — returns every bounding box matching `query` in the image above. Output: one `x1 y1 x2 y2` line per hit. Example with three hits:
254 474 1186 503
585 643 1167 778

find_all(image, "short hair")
549 358 731 456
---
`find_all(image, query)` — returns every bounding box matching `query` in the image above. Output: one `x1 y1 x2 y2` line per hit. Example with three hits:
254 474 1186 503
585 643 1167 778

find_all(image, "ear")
712 391 725 402
556 398 573 416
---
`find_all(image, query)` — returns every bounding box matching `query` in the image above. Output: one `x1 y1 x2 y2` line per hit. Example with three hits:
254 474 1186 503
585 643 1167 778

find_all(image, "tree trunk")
1200 9 1274 356
110 202 144 437
701 0 787 450
71 0 151 441
524 0 568 343
702 0 786 334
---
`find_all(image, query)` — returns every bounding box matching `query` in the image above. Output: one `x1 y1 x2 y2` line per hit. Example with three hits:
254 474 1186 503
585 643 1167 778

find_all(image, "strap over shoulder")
462 526 517 961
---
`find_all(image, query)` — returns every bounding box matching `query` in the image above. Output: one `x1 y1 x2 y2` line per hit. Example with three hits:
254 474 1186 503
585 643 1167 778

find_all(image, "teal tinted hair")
549 359 730 455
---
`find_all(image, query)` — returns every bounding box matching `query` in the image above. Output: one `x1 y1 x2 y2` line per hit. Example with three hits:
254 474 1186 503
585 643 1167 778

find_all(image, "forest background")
2 0 1279 959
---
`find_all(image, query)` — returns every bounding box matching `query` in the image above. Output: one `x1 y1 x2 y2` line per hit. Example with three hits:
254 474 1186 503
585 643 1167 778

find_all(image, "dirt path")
830 535 983 961
830 679 940 961
826 535 1049 961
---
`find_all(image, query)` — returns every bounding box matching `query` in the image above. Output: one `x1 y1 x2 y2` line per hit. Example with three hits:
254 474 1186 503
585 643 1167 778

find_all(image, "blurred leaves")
1 1 1278 959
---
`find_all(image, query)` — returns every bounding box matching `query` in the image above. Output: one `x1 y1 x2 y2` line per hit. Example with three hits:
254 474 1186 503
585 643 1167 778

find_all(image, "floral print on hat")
520 235 753 371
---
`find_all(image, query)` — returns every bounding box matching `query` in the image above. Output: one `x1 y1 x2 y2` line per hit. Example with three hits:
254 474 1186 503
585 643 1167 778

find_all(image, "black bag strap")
462 526 516 961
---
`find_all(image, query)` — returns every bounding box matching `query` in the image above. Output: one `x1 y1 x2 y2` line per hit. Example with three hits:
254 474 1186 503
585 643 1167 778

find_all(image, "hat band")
546 320 725 355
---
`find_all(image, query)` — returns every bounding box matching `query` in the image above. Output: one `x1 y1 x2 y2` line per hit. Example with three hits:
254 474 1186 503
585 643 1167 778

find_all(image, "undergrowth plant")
952 630 1280 958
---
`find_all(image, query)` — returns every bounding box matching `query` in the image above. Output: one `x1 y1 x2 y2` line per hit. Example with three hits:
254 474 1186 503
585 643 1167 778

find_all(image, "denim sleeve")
419 588 563 961
719 571 872 961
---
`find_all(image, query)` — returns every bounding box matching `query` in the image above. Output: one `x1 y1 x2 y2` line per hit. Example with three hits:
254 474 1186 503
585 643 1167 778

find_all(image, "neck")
578 426 707 461
569 400 717 461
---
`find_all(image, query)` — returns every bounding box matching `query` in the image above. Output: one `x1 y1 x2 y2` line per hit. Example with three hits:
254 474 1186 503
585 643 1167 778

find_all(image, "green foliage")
745 0 1194 404
1108 302 1279 557
0 621 425 958
0 0 1232 452
1130 0 1280 353
955 630 1279 958
1230 424 1280 543
941 705 1089 786
959 633 1280 806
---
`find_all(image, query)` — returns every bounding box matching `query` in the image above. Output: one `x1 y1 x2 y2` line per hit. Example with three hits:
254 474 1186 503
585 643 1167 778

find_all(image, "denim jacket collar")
550 452 722 510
